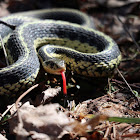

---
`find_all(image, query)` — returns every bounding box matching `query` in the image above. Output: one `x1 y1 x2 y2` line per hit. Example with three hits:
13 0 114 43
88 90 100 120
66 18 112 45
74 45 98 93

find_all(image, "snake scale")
0 8 121 95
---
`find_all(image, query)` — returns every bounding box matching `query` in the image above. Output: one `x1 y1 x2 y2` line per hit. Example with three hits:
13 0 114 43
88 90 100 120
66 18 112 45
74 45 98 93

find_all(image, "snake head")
42 58 66 75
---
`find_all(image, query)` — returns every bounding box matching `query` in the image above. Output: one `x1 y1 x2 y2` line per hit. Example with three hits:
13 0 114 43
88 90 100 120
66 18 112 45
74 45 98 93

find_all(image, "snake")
0 8 121 95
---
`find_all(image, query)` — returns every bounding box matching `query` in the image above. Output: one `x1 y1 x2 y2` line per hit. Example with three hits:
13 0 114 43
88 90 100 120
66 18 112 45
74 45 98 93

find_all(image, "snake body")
0 8 121 95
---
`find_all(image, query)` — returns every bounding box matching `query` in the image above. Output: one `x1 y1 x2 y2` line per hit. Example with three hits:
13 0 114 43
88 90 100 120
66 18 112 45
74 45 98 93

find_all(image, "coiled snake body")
0 8 121 95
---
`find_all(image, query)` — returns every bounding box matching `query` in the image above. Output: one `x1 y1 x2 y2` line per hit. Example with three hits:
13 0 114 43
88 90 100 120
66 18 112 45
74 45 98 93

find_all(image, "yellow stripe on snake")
0 8 121 95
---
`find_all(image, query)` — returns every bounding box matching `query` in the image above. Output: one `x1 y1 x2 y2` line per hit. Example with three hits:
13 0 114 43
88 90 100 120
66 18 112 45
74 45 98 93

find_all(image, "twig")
104 123 112 138
111 79 140 89
15 84 39 110
15 84 39 129
107 78 114 98
113 123 117 139
121 52 138 62
0 35 9 66
121 124 133 135
121 133 140 138
108 78 111 94
117 15 140 51
117 68 139 99
104 126 110 138
0 104 15 121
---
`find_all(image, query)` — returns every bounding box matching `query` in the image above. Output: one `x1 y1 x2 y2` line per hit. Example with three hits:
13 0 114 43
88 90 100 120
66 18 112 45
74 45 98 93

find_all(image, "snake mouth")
41 57 66 75
42 59 66 75
43 66 66 75
53 67 66 75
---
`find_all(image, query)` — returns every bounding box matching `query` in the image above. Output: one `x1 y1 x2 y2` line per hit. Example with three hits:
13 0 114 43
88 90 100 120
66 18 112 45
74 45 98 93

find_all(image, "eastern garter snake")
0 8 121 95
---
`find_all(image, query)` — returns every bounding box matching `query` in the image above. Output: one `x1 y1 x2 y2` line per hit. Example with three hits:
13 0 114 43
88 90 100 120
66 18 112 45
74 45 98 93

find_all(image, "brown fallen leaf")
8 101 111 139
9 103 73 139
34 87 61 106
66 114 109 137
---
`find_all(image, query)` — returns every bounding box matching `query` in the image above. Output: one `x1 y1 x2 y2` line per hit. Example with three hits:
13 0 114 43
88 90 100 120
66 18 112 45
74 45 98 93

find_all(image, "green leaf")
109 117 140 124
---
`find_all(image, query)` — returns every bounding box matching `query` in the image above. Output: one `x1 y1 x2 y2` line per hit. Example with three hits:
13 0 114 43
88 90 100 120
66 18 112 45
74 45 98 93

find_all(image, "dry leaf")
9 103 73 139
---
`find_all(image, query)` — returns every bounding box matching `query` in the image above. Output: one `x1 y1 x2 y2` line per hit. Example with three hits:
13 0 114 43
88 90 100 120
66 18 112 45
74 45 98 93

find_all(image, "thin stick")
15 84 39 110
0 35 9 66
113 123 116 139
104 123 112 138
112 79 140 89
117 15 140 51
14 84 39 128
117 68 138 98
0 104 15 121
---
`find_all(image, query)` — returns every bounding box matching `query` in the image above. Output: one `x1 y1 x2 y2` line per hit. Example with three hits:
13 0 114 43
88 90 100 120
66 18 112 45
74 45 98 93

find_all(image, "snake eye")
42 58 66 75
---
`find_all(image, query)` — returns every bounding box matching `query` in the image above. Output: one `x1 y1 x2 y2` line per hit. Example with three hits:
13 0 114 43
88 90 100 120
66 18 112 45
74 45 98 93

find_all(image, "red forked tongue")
61 71 67 95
